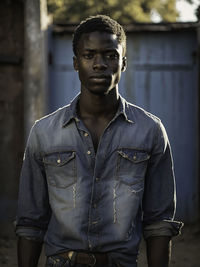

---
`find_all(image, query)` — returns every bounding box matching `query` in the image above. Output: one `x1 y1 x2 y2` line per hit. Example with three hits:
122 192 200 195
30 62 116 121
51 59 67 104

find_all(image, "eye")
106 52 119 60
82 53 94 59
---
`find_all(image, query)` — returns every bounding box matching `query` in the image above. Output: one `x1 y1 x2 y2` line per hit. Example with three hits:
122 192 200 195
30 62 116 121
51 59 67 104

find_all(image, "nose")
93 54 107 70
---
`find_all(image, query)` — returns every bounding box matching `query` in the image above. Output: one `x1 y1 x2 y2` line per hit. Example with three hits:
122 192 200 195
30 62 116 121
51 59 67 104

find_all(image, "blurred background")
0 0 199 266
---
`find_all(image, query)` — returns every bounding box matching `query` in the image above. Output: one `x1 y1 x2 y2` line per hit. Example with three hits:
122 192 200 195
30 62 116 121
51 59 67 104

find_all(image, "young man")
16 15 182 267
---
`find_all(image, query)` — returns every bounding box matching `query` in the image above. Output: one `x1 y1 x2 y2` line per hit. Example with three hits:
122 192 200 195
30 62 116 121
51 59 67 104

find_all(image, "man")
16 15 182 267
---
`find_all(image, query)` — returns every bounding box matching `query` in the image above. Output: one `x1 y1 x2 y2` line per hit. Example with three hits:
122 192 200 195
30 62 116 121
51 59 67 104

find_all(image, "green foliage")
47 0 179 24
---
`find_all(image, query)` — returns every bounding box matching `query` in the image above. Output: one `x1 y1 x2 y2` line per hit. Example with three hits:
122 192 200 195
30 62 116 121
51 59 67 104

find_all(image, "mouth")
89 75 110 82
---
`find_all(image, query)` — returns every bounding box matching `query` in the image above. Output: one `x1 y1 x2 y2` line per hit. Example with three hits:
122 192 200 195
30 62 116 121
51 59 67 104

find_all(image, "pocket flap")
118 149 150 163
43 151 75 166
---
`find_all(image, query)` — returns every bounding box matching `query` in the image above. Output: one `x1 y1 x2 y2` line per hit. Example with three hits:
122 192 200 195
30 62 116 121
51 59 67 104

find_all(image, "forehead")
77 31 122 52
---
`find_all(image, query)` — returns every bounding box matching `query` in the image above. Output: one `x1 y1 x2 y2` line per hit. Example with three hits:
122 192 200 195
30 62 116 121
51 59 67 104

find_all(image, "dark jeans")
45 255 70 266
45 254 119 267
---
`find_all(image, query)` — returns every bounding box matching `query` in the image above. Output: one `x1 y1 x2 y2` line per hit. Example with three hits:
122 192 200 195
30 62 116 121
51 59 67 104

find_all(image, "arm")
146 236 171 267
16 123 51 266
142 120 182 266
17 237 43 267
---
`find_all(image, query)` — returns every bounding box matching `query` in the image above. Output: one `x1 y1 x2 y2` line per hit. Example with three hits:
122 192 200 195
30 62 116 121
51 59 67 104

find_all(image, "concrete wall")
0 0 24 236
24 0 49 138
0 0 49 236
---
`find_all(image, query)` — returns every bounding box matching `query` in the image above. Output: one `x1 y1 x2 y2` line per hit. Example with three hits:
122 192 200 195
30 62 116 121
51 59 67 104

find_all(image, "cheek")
79 61 91 73
77 64 88 80
78 71 93 90
113 74 121 85
112 60 123 72
112 65 122 80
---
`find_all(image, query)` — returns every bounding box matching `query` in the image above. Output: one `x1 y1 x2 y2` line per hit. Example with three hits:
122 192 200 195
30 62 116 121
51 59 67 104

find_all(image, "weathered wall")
0 0 49 237
0 0 24 236
24 0 49 138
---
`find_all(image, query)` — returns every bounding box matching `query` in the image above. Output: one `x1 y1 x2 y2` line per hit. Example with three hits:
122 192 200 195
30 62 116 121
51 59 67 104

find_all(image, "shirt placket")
75 117 99 249
86 117 119 250
75 117 96 167
74 113 122 250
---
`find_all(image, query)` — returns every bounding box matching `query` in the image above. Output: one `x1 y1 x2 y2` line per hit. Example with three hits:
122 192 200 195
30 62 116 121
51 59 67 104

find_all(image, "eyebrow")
82 48 119 53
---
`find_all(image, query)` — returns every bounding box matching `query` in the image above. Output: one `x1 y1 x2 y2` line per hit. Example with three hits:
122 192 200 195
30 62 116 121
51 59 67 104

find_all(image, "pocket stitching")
117 150 150 163
116 148 149 187
43 151 77 188
43 151 75 166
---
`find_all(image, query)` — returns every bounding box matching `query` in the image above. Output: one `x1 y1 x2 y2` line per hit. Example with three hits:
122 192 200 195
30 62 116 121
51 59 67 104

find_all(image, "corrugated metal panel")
120 31 198 222
48 28 199 222
49 34 80 112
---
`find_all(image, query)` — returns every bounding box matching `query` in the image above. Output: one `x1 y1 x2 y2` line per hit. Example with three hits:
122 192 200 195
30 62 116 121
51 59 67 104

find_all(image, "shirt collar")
62 94 80 127
62 93 134 127
116 95 134 123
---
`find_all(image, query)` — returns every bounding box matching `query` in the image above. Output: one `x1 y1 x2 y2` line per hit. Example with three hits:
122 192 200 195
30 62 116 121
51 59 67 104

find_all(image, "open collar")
62 93 134 127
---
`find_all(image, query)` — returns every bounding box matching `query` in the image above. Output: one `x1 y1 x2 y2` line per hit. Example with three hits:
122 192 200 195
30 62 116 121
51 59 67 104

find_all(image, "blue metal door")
49 26 199 222
120 30 198 222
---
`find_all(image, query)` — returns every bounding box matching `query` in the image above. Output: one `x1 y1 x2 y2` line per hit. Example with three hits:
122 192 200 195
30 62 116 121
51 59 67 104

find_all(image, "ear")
73 56 79 71
121 56 127 72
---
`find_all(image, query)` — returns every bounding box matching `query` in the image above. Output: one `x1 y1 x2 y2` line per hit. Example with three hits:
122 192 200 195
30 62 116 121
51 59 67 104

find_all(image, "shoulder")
34 104 70 132
124 98 161 126
124 100 169 149
122 97 168 142
25 105 71 152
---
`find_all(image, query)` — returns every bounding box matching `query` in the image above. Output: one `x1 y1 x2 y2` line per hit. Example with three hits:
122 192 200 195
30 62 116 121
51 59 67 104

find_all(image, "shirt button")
87 150 91 155
95 177 100 182
84 132 89 137
93 203 97 208
57 158 61 164
133 155 137 160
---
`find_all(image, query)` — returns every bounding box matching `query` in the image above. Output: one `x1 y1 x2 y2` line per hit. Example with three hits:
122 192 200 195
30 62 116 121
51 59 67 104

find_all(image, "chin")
88 87 112 96
82 81 116 96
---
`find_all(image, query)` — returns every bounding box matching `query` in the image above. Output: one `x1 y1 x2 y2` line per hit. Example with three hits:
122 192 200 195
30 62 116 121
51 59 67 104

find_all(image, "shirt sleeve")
142 120 183 240
15 122 51 242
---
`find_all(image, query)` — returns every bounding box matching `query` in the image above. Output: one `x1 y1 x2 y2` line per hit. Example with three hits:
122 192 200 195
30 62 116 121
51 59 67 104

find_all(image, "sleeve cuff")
143 220 184 240
15 226 45 242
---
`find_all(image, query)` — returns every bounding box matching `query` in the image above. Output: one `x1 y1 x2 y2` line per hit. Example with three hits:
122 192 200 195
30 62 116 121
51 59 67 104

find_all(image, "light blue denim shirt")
16 94 182 266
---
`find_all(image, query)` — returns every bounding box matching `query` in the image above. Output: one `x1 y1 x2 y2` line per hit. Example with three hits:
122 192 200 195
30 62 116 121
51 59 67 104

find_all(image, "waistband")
58 251 109 266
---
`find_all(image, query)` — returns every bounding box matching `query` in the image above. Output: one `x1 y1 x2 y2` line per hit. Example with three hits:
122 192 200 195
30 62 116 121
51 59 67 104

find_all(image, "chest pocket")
116 148 150 187
43 151 76 188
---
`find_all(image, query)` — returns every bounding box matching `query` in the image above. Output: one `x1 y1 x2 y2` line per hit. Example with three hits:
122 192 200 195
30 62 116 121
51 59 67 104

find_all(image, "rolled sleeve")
15 226 46 242
142 120 183 238
143 220 183 240
16 123 51 241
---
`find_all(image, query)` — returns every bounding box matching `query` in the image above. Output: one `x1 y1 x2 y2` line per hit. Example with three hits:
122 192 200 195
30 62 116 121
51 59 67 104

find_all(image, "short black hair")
72 15 126 56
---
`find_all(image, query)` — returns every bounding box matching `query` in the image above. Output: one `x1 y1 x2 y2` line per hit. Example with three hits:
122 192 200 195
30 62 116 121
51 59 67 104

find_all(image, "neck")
78 88 119 118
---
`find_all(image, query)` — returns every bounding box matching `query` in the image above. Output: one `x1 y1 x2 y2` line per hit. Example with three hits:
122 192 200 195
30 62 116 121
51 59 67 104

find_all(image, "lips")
90 74 109 78
89 74 110 83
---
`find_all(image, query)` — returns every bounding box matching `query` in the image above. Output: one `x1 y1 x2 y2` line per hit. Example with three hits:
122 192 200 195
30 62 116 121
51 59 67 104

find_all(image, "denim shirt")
16 94 182 266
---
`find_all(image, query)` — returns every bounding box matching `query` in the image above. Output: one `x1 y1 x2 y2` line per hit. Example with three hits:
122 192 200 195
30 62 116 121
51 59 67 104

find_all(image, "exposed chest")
81 117 111 152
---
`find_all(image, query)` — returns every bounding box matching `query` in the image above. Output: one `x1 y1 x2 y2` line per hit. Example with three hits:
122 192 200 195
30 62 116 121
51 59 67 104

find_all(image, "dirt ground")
0 223 199 267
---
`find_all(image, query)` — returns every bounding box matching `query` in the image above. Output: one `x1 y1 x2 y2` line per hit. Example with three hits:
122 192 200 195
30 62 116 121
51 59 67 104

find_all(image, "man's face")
73 31 126 95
